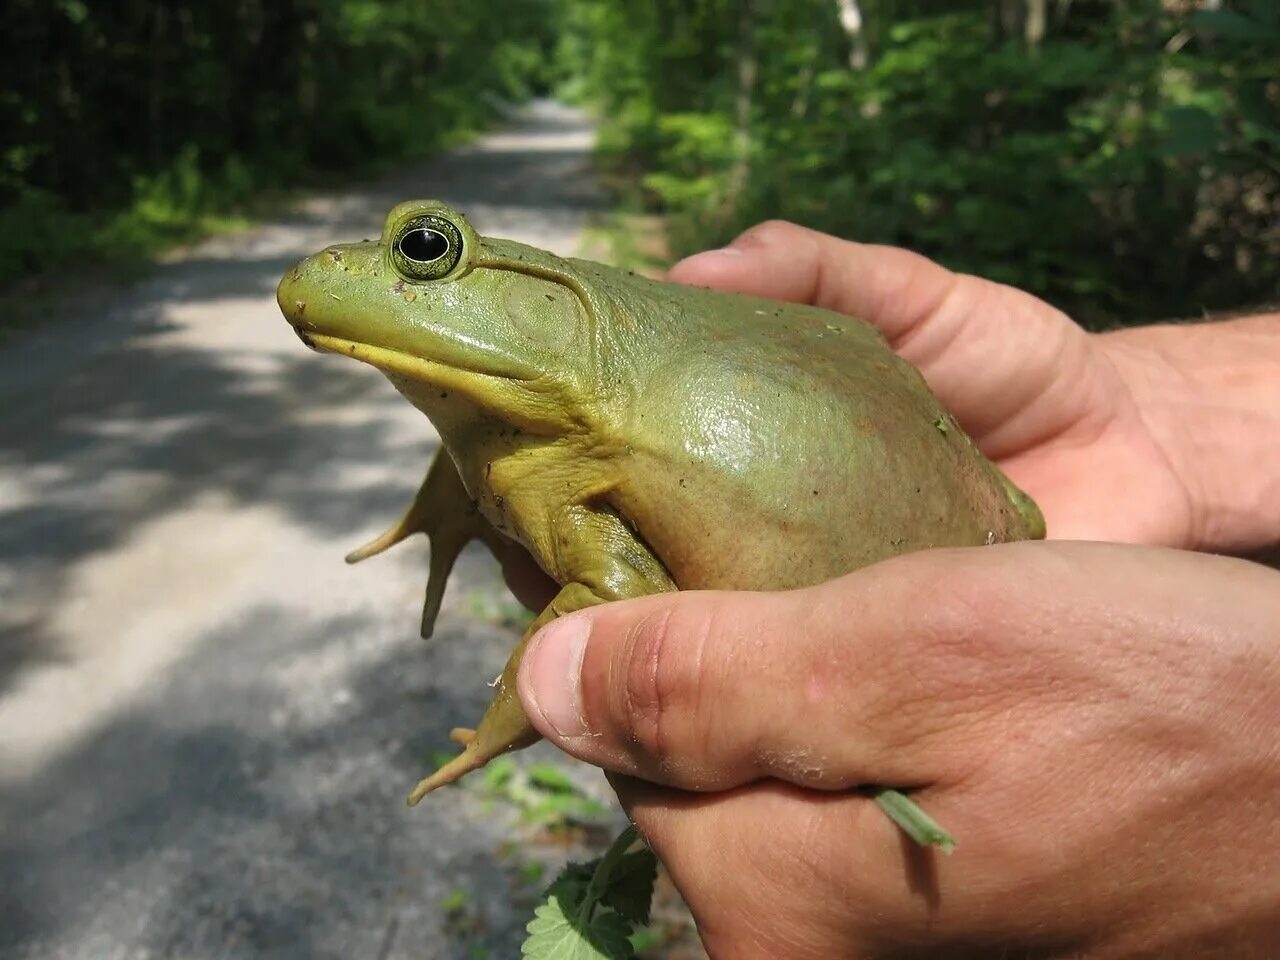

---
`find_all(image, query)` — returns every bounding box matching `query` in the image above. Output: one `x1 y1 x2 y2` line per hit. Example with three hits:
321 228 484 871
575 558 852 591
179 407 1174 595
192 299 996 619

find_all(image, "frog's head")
277 200 595 434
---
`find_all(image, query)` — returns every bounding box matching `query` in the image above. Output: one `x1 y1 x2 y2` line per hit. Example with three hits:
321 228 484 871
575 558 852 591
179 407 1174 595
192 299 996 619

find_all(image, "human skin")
661 222 1280 555
513 223 1280 957
521 543 1280 958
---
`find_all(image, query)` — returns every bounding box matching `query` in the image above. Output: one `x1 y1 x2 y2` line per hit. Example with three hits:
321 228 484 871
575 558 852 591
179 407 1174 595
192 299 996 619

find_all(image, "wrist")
1099 313 1280 554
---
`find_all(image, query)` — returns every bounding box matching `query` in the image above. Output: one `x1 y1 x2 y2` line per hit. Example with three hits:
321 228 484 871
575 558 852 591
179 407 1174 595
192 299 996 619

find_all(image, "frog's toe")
418 546 457 640
344 529 402 564
406 751 488 804
407 699 540 804
407 737 509 804
449 727 476 746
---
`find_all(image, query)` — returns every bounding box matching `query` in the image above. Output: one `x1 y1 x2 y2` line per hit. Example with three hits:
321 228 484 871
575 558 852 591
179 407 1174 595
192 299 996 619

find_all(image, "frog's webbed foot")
406 587 584 804
346 449 501 639
407 506 677 804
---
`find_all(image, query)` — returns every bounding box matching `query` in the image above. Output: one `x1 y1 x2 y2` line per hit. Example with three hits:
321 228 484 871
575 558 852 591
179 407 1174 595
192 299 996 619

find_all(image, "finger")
516 547 1019 792
668 220 955 348
667 221 1101 458
606 772 907 959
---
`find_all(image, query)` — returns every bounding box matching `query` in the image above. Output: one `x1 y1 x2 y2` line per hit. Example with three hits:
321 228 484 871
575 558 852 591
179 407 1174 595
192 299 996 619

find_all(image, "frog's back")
581 267 1042 591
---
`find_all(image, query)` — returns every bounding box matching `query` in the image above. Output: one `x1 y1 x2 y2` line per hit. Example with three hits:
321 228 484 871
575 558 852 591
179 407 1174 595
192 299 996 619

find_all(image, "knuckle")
869 551 1029 728
735 218 801 249
619 602 714 767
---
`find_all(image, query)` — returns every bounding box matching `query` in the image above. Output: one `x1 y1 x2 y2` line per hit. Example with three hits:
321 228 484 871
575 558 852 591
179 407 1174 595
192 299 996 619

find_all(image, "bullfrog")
276 200 1044 830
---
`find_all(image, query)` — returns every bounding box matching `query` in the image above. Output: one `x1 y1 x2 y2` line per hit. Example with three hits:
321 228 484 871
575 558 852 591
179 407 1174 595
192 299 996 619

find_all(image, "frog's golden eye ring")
391 215 463 281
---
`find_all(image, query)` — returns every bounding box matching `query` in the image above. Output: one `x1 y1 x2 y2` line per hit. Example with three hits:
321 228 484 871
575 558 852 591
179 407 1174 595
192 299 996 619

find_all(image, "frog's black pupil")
399 228 449 264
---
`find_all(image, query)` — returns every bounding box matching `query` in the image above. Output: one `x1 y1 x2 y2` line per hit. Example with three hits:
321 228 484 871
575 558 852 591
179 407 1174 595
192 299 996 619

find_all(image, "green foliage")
562 0 1280 326
1 0 557 285
523 827 658 960
464 589 539 633
435 753 610 831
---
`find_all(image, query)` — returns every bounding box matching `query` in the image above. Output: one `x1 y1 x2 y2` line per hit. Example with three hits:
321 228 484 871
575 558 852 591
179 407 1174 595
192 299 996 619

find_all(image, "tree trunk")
989 0 1053 49
1025 0 1048 49
835 0 869 70
724 0 757 216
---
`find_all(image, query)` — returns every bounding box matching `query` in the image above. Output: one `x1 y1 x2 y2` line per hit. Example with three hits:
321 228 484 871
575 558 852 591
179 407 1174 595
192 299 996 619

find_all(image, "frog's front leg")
346 447 508 639
406 505 675 804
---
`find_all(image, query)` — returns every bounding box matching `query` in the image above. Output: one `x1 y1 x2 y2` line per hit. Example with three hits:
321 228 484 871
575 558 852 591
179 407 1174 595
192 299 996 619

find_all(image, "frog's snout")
276 263 317 348
276 241 387 350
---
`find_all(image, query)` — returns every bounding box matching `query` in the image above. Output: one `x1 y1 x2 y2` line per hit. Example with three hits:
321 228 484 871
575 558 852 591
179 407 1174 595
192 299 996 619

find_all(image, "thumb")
515 556 975 792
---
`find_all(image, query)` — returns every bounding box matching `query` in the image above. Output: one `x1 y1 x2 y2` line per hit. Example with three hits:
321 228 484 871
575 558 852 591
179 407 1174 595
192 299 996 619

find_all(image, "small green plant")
523 791 951 957
464 590 539 633
432 753 609 830
522 826 658 959
441 884 486 943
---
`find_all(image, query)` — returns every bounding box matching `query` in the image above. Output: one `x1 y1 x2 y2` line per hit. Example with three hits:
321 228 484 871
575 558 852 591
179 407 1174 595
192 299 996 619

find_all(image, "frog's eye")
391 214 464 281
399 228 449 263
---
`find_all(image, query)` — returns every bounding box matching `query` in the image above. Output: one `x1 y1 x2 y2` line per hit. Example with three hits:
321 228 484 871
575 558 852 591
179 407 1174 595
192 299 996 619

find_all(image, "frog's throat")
306 334 557 432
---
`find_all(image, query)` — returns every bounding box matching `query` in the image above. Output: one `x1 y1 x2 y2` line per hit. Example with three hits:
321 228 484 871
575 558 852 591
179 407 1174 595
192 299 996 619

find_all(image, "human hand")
517 542 1280 959
669 224 1280 552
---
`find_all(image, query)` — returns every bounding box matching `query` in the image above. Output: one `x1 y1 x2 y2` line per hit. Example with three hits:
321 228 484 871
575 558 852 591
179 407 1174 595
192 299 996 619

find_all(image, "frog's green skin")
277 200 1045 806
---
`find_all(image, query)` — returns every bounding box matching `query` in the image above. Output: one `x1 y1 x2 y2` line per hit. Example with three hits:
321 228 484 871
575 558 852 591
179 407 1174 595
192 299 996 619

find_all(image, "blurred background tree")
558 0 1280 327
3 0 1277 327
0 0 557 280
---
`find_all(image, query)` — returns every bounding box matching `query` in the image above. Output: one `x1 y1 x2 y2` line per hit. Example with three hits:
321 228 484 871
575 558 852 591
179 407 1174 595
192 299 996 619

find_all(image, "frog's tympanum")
277 200 1045 810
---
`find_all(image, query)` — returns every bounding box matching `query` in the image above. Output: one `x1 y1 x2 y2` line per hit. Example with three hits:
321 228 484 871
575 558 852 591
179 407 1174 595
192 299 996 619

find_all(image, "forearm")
1100 312 1280 554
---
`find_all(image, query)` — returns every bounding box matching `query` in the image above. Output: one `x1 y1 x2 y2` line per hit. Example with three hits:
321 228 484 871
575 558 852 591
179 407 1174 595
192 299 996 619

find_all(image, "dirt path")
0 101 629 960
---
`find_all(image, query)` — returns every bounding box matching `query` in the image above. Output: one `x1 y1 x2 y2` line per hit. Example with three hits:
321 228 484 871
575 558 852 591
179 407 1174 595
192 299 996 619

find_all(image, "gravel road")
0 100 639 960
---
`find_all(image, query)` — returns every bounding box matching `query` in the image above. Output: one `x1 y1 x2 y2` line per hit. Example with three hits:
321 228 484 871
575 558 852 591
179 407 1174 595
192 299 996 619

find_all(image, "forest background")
4 0 1278 328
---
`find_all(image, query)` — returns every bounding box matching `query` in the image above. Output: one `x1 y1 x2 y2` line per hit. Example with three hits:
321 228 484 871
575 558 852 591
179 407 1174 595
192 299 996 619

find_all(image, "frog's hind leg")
345 449 501 639
406 595 566 804
407 506 678 804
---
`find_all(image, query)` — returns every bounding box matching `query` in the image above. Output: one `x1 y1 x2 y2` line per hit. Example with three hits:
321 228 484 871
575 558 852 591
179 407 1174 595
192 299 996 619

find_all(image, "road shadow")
0 594 596 960
0 101 622 959
0 100 606 692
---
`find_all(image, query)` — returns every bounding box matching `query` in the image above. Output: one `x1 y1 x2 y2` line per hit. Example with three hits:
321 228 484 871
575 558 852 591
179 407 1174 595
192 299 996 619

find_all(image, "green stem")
577 824 642 923
875 789 956 855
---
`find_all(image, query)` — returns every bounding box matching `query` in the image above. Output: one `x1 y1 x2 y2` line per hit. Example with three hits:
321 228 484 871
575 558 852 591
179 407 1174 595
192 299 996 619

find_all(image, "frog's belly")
617 344 1034 590
618 476 900 592
618 433 1025 593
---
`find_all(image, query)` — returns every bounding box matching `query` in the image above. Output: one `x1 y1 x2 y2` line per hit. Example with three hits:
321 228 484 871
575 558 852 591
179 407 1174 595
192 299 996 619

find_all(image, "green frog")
276 200 1044 819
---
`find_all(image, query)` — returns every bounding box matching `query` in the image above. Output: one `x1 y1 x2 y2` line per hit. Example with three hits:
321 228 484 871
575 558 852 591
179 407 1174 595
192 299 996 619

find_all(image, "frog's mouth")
303 334 572 433
305 333 532 387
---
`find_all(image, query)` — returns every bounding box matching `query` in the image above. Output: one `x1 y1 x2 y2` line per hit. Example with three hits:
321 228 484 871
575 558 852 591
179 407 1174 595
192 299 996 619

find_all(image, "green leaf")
1243 0 1280 25
1192 9 1274 40
1238 83 1280 147
521 887 635 960
527 764 580 793
550 862 595 893
874 789 956 854
481 755 518 791
1159 105 1221 158
598 849 659 927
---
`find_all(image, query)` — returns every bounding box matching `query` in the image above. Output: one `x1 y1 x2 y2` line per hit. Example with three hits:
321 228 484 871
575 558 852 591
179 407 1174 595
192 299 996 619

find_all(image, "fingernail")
524 616 591 738
671 247 743 272
684 247 744 263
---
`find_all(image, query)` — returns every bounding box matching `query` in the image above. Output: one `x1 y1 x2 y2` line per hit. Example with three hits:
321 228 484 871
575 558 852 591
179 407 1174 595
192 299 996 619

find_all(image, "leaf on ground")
521 886 634 960
527 763 580 793
548 862 594 896
598 848 658 927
